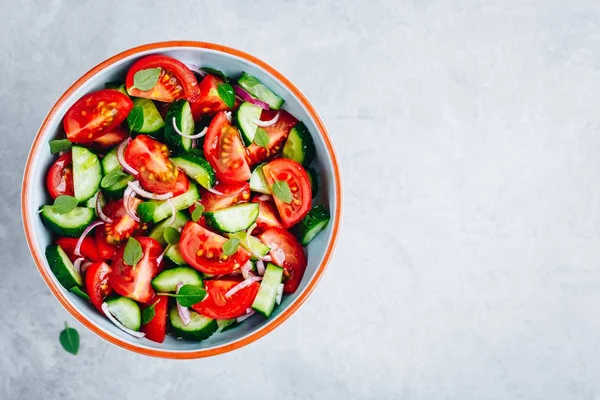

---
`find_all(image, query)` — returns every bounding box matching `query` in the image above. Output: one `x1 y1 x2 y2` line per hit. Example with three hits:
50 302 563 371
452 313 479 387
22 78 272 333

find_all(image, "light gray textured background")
2 0 600 399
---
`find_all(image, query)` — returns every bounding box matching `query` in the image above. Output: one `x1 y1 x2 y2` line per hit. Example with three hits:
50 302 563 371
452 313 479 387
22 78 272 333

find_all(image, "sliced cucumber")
151 183 200 223
149 211 189 245
152 267 203 292
292 205 330 246
204 203 259 233
72 146 102 203
228 231 270 261
101 147 134 199
307 167 318 199
249 163 270 194
105 296 141 331
235 102 263 145
217 319 238 332
282 122 315 167
128 98 165 134
169 306 218 341
238 72 284 110
252 263 284 317
40 206 95 237
105 81 128 96
85 190 100 209
45 244 82 288
164 100 194 152
165 244 186 266
171 154 215 189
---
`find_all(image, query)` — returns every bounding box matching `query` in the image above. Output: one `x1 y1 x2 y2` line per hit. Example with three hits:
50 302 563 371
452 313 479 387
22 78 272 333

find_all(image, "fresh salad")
40 54 331 343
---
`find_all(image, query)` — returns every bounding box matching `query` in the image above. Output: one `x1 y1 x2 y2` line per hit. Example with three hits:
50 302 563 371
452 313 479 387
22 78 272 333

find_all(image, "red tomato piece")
85 261 113 312
55 237 102 262
259 227 307 294
125 55 200 103
252 195 283 233
46 152 74 199
63 89 133 143
191 278 260 319
141 296 169 343
200 182 250 212
95 228 119 260
190 75 231 120
246 110 297 166
93 127 128 149
102 198 142 245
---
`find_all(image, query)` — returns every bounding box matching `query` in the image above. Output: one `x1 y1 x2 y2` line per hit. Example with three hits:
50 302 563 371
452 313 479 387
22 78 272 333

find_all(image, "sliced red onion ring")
73 257 85 274
172 117 208 139
256 260 266 276
123 186 140 222
81 261 93 276
253 112 280 127
241 261 253 280
272 248 286 266
74 221 104 257
127 181 173 201
205 185 247 198
261 255 272 262
165 199 176 226
233 85 270 110
156 246 169 265
256 194 272 202
244 223 264 259
191 139 197 149
101 302 146 338
117 138 138 176
96 192 112 223
176 282 191 326
275 283 284 305
225 276 262 299
236 308 255 323
186 64 206 77
225 111 232 123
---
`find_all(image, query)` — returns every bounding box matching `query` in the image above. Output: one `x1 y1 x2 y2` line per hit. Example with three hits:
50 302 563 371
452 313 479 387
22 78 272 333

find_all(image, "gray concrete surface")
2 0 600 398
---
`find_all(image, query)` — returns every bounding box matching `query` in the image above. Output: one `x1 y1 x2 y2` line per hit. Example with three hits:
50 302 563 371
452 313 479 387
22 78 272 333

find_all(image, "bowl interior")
24 44 339 354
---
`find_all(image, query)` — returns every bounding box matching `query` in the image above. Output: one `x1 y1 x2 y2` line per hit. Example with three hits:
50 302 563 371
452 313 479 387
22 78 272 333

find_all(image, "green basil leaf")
137 202 156 223
132 67 161 91
123 237 143 267
272 180 293 204
191 203 204 222
49 139 72 154
253 128 270 148
141 300 159 325
127 105 144 132
163 226 180 246
222 237 240 257
200 67 228 81
101 170 128 189
51 195 79 214
59 322 80 355
69 287 90 301
217 83 235 109
175 285 207 307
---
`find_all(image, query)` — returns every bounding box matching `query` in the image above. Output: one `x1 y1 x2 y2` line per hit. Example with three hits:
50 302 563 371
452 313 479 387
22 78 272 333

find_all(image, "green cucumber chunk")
151 183 200 223
217 319 238 332
128 98 165 134
292 205 330 246
235 102 263 145
171 154 215 189
249 163 270 194
165 244 186 265
105 296 142 331
45 244 82 288
105 81 128 96
149 211 190 245
204 203 259 233
282 122 316 167
227 231 270 261
72 146 101 203
152 267 203 292
307 167 318 199
164 100 194 152
85 190 101 209
101 147 134 199
169 306 218 341
251 263 284 317
237 72 284 110
40 206 95 237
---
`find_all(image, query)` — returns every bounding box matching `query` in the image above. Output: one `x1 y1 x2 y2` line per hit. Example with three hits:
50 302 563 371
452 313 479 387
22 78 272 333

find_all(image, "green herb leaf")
132 67 161 91
141 300 160 325
49 139 72 154
272 180 293 204
101 170 128 189
191 203 204 222
175 285 207 307
59 322 80 355
69 287 90 301
200 67 228 81
137 202 156 223
217 83 235 109
127 105 144 132
222 237 240 257
163 226 180 246
123 237 143 267
51 195 79 214
253 128 270 148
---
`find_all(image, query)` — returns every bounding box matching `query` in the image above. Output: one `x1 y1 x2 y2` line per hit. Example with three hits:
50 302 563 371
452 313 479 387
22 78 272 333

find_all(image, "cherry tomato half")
200 181 250 212
141 295 169 343
46 152 74 199
102 198 142 245
56 237 102 263
246 110 297 166
190 75 231 120
85 261 113 312
259 227 307 294
93 127 128 149
191 278 260 319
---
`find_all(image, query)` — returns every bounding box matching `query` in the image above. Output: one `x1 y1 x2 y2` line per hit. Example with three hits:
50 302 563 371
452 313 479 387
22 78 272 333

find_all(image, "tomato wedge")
63 89 133 143
259 227 307 294
124 135 189 196
179 222 251 275
102 198 142 245
141 295 169 343
95 229 119 260
110 237 162 303
262 159 312 228
252 195 283 233
247 110 297 166
93 127 128 149
46 152 74 199
200 182 250 212
190 75 231 120
85 262 113 312
125 55 200 103
203 111 251 184
56 237 102 262
191 278 260 319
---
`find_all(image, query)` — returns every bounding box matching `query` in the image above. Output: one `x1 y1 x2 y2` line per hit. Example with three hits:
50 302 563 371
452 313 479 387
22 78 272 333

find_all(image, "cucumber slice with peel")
249 163 270 194
72 146 102 203
251 263 284 317
45 244 82 289
235 102 263 145
292 205 330 246
204 203 259 233
164 100 194 152
105 296 142 331
169 306 217 341
282 122 315 167
227 231 270 261
149 211 189 245
151 183 200 223
152 267 204 292
40 206 95 237
171 154 215 189
237 72 284 110
127 98 164 134
165 244 186 265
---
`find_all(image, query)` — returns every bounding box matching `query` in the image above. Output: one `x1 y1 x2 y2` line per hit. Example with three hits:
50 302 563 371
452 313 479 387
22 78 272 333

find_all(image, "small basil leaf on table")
49 139 71 154
59 322 80 355
123 237 143 266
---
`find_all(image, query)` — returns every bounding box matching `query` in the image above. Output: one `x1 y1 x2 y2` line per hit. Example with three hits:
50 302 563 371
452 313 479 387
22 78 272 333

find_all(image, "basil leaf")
176 285 207 307
123 237 143 267
101 170 128 189
222 238 240 257
141 300 160 325
217 83 235 109
69 287 90 301
163 226 180 246
200 67 228 81
49 139 71 154
51 195 78 214
191 203 204 222
59 322 80 355
127 105 144 132
253 128 269 148
137 202 156 223
272 180 293 204
132 68 161 91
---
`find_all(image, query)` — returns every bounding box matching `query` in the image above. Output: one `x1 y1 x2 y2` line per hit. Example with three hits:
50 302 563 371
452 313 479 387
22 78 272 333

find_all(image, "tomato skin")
247 110 298 166
259 227 307 294
95 228 119 260
92 127 128 149
56 237 102 262
190 75 231 120
85 262 113 312
102 199 142 245
63 89 133 143
124 135 189 196
252 195 283 233
203 112 251 184
141 296 169 343
191 278 260 319
200 182 250 212
179 222 251 275
125 55 200 103
46 153 74 199
110 237 162 303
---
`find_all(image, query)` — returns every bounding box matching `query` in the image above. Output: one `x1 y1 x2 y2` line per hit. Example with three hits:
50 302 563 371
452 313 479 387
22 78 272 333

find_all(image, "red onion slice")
271 248 286 266
117 138 138 176
96 192 112 223
81 261 93 276
176 282 191 326
74 221 104 257
165 199 176 226
236 308 255 323
101 302 146 338
256 194 272 202
256 260 266 276
225 111 232 123
275 283 284 305
127 181 173 200
123 186 140 222
241 261 253 280
253 112 280 127
233 85 270 110
225 276 262 299
172 117 208 139
261 255 272 262
73 257 85 274
205 185 247 198
156 245 169 265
